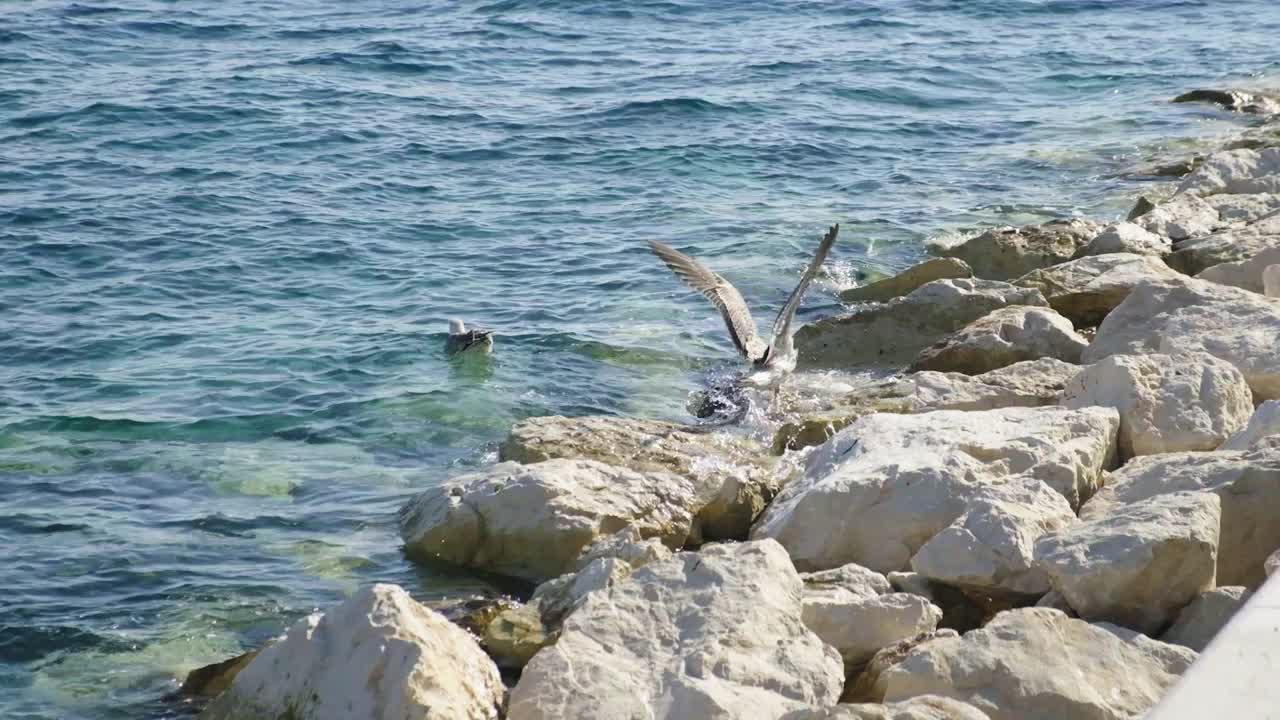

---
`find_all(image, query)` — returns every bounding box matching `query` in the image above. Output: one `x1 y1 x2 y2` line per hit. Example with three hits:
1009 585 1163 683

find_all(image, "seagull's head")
448 318 466 334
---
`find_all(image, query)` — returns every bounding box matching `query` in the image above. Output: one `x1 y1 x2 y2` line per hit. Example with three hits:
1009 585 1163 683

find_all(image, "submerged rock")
1173 88 1280 115
908 306 1087 374
933 218 1104 281
1014 253 1183 328
199 584 505 720
507 540 844 720
1080 445 1280 588
179 649 261 699
1060 351 1253 458
499 415 782 540
1161 585 1252 651
1083 276 1280 400
753 406 1118 573
399 459 716 582
1034 492 1220 634
841 257 974 303
796 279 1047 370
875 608 1195 720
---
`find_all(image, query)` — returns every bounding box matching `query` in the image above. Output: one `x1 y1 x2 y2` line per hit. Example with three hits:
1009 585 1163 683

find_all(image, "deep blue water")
2 0 1278 716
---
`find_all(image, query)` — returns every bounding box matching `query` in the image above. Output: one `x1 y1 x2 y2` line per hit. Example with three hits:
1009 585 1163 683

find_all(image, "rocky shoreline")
184 89 1280 720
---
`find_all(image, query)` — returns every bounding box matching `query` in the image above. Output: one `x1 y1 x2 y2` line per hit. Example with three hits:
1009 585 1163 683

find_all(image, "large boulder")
1176 147 1280 196
1221 400 1280 450
752 406 1119 573
1169 210 1280 274
800 563 942 670
1060 352 1253 458
1073 222 1171 258
783 696 991 720
398 459 716 582
1033 492 1221 634
774 359 1079 452
874 608 1195 720
499 415 782 540
1161 585 1252 651
1013 253 1184 328
1082 276 1280 400
908 306 1087 375
506 540 844 720
934 219 1104 280
797 279 1048 369
1197 246 1280 295
199 584 505 720
1136 193 1220 241
911 481 1076 596
1080 445 1280 587
841 258 974 304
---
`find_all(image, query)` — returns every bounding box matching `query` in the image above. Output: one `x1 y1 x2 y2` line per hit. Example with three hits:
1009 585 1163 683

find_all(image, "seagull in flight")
649 224 839 382
445 319 494 356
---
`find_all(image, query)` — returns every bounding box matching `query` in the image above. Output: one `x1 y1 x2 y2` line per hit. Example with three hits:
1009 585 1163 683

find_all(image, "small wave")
58 3 126 17
592 97 757 121
0 625 131 663
288 51 456 75
0 30 36 43
120 20 251 39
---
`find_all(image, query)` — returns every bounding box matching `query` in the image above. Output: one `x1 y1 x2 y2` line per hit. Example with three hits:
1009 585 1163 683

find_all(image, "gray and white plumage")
445 318 494 355
649 224 839 375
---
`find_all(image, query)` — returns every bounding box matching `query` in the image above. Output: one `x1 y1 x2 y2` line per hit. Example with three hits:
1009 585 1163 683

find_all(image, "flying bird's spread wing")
767 224 839 352
648 240 767 361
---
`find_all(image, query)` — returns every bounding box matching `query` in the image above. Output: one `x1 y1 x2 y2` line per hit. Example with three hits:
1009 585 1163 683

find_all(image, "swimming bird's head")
448 318 466 334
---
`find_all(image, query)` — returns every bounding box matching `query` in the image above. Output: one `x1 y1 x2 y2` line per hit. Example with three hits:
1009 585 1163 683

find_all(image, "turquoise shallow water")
2 0 1279 716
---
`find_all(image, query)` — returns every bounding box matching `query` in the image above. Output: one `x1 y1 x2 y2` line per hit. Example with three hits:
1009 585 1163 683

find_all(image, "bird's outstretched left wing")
767 224 839 351
649 240 768 362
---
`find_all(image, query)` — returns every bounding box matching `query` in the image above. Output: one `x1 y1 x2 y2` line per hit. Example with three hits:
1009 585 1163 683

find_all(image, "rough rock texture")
181 649 261 699
1081 446 1280 587
934 219 1104 281
1074 222 1171 258
506 540 844 720
1221 400 1280 450
1168 210 1280 275
1176 147 1280 196
774 359 1079 452
1082 276 1280 400
911 481 1076 596
199 584 505 720
841 258 974 304
799 563 942 670
796 279 1048 370
1061 351 1253 458
1162 586 1252 651
1198 246 1280 295
782 696 991 720
499 415 781 540
908 306 1087 375
1014 253 1184 328
1137 193 1220 241
1266 263 1280 296
398 459 716 582
1034 492 1221 634
848 630 960 703
875 608 1196 720
1210 192 1280 223
752 406 1119 573
1173 88 1280 115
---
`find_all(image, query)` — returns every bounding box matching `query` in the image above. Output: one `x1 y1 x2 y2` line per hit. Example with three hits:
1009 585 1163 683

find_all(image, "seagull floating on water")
649 224 839 384
445 319 494 356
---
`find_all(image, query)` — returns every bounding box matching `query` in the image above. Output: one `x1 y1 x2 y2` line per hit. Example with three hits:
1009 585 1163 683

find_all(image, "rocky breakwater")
182 88 1280 720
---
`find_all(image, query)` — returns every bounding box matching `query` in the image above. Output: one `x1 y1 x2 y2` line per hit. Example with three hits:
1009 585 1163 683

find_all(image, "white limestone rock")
1013 253 1184 328
1034 492 1221 634
783 696 991 720
506 540 844 720
841 257 974 304
1074 222 1171 258
908 306 1087 375
398 459 716 582
1209 192 1280 223
1198 246 1280 295
877 608 1195 720
911 481 1076 596
1169 207 1280 274
752 406 1119 573
1080 446 1280 587
1137 193 1220 240
499 415 782 540
1176 147 1280 196
797 279 1048 370
574 524 673 570
802 590 942 670
1162 586 1252 651
801 562 894 598
1221 400 1280 450
1082 276 1280 400
934 218 1104 280
1060 351 1253 458
199 584 505 720
1265 263 1280 296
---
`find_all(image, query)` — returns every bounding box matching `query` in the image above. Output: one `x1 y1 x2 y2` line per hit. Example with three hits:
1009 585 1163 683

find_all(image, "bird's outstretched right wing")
648 240 767 361
767 224 839 351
